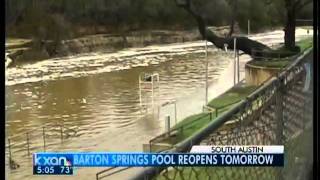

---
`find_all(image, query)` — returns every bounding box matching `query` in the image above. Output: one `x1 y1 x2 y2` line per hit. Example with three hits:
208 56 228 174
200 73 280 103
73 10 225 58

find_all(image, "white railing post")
165 115 171 136
234 38 237 85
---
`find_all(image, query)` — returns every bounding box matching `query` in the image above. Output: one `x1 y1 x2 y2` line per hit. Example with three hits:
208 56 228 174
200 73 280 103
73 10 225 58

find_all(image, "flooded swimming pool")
5 28 312 180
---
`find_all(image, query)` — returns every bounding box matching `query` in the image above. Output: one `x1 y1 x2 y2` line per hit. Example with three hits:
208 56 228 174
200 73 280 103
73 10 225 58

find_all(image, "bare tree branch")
175 0 273 58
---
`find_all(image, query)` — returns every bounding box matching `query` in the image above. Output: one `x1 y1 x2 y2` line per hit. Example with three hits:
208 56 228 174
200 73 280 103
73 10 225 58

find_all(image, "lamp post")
205 39 208 105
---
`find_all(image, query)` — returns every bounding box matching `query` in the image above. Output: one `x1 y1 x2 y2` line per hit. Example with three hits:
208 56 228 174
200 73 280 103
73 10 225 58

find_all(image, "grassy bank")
296 37 313 51
150 84 257 149
248 37 312 68
208 84 257 109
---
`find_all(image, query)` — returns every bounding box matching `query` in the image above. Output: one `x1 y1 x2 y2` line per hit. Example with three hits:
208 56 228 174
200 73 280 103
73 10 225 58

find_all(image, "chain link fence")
130 48 313 180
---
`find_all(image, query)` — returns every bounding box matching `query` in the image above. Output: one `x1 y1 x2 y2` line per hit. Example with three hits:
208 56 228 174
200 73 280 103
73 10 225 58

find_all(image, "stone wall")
245 63 281 86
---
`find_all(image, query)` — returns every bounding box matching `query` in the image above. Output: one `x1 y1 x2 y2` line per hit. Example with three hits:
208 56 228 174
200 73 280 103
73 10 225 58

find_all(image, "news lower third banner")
33 145 284 175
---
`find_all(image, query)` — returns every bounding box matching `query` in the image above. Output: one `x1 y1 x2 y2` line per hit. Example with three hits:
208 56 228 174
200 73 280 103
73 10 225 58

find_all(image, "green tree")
264 0 313 49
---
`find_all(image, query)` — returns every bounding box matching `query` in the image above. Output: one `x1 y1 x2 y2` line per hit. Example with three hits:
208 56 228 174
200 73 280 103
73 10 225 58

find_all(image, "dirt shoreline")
5 26 242 66
6 29 199 66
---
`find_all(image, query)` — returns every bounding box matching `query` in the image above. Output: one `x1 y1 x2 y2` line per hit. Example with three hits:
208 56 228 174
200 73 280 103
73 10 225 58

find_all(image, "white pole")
139 76 142 107
165 115 171 136
158 105 160 120
151 75 154 109
157 74 160 105
157 74 160 119
233 38 237 85
237 50 240 83
174 101 177 125
205 40 208 105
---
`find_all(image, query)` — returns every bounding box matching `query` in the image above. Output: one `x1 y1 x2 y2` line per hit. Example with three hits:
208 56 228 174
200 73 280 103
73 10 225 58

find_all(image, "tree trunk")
284 8 296 50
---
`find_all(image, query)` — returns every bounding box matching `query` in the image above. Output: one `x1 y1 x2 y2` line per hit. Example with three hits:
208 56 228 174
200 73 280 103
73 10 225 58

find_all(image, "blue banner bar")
33 153 284 167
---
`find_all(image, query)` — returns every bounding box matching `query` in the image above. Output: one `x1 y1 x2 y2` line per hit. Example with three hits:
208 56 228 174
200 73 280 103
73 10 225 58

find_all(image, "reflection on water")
5 28 312 180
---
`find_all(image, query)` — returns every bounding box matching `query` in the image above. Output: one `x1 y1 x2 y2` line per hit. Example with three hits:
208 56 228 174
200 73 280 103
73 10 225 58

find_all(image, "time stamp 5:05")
34 166 73 175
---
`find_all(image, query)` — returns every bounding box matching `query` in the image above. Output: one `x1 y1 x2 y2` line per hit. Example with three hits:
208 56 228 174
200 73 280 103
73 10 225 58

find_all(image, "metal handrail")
6 121 77 141
96 167 132 180
5 120 80 170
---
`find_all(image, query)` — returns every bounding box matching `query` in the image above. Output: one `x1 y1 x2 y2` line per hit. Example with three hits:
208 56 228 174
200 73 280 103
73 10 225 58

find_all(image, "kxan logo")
34 154 72 166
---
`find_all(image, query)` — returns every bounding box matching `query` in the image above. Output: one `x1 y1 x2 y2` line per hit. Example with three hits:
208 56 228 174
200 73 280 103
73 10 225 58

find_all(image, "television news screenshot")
4 0 319 180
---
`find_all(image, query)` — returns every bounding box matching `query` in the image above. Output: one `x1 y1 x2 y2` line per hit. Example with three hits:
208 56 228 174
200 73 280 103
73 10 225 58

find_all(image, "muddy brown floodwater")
5 29 312 180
